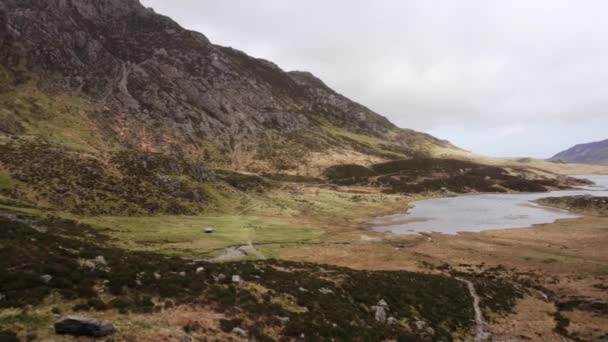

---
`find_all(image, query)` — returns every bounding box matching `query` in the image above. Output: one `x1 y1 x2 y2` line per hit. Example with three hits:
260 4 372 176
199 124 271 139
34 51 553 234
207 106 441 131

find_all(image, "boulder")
319 287 334 295
54 316 115 337
231 327 247 338
94 255 108 265
371 305 386 323
204 227 215 234
82 260 96 269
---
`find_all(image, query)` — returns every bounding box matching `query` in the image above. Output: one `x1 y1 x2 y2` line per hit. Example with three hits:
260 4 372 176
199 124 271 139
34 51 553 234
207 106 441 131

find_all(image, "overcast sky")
142 0 608 158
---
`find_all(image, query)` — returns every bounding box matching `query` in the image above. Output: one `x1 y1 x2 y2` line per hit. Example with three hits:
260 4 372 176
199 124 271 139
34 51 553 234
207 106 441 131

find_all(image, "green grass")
319 119 406 158
81 214 323 256
0 174 14 190
0 78 116 153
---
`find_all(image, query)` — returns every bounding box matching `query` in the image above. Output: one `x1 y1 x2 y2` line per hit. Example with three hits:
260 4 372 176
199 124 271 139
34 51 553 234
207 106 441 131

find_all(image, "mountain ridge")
0 0 453 175
551 139 608 165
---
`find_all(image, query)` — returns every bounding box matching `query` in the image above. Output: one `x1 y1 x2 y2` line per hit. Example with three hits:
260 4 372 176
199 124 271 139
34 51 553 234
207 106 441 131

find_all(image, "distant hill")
551 139 608 165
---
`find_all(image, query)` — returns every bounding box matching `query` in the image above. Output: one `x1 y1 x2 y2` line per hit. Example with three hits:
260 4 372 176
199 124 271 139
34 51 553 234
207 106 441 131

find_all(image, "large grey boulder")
54 316 115 337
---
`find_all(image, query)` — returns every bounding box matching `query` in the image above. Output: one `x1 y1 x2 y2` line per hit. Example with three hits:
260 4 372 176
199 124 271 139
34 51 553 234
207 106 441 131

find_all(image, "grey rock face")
0 0 447 162
54 316 115 337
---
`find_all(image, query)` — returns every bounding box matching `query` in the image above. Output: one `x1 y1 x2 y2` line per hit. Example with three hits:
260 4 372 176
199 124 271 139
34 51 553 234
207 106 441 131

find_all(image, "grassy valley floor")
1 160 608 341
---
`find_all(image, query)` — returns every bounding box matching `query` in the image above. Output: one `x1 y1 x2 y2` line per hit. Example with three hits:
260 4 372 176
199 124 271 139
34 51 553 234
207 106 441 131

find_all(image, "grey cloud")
141 0 608 158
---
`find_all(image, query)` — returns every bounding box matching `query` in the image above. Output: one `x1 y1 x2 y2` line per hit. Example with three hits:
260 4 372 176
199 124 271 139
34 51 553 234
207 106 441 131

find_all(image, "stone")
231 275 241 283
179 271 186 277
41 274 53 283
387 316 399 326
298 287 308 292
372 306 386 323
231 327 247 338
319 287 334 295
82 260 96 269
204 227 215 234
195 267 205 274
278 316 290 323
377 299 388 308
94 256 108 265
54 316 115 337
154 272 161 280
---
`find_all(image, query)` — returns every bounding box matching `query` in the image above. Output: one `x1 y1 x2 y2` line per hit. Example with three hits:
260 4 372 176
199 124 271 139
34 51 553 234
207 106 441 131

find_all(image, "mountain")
551 139 608 165
0 0 452 174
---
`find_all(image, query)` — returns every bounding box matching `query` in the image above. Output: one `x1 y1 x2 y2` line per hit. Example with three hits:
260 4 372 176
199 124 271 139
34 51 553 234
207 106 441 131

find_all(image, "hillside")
551 139 608 165
3 2 608 341
0 0 452 175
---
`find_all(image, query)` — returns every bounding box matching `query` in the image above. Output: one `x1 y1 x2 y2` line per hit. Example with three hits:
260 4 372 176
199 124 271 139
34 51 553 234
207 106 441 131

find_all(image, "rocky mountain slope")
0 0 452 174
551 139 608 165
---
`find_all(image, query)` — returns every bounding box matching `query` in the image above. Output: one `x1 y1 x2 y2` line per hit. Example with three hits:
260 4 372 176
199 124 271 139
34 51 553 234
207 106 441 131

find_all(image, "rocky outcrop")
54 316 115 337
0 0 451 164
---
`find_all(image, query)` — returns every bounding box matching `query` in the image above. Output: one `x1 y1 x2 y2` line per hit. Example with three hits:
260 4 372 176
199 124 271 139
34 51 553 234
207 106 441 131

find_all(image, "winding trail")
456 277 492 342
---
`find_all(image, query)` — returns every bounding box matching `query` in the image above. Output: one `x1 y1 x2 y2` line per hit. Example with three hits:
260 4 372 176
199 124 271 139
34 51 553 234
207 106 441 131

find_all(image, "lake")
370 175 608 235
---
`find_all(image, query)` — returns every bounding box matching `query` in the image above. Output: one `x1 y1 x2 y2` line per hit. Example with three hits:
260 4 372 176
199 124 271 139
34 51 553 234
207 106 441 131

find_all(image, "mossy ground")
0 213 478 341
81 214 323 257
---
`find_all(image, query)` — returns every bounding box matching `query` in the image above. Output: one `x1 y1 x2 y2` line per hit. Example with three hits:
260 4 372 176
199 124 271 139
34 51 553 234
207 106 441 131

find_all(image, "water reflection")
371 175 608 234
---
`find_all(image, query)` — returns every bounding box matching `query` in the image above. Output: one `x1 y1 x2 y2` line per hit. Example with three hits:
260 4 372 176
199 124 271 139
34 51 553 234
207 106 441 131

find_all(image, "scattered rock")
195 267 205 274
373 306 386 323
54 316 115 337
94 255 108 265
214 273 226 282
298 287 308 292
179 271 186 277
82 260 96 269
41 274 53 284
204 227 215 234
232 275 241 283
154 272 161 280
371 300 389 323
231 327 247 338
387 316 399 326
411 320 434 335
278 316 290 323
319 287 334 295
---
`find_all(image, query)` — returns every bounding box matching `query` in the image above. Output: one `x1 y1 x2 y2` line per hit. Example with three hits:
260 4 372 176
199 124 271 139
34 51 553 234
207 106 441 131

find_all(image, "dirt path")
456 277 492 342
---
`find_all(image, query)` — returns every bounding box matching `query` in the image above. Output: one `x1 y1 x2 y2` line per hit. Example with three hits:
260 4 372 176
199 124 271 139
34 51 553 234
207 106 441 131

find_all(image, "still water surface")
371 175 608 234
